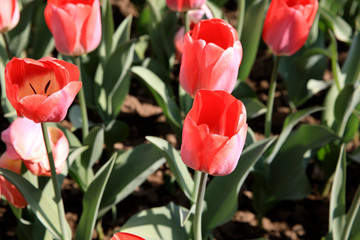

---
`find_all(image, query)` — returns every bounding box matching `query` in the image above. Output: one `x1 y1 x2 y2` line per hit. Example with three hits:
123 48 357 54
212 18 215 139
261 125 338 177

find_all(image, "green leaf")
99 0 114 60
342 31 360 85
237 0 268 81
203 137 276 235
0 168 66 239
98 144 166 217
121 202 190 240
329 144 346 240
104 119 130 153
112 15 133 51
146 136 194 201
74 155 115 240
242 98 266 119
345 184 360 240
81 126 105 169
131 66 182 129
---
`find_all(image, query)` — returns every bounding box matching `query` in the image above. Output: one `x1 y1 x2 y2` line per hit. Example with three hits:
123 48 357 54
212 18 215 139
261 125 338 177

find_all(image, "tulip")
262 0 318 56
44 0 102 56
179 18 242 97
166 0 206 12
5 57 82 123
181 90 247 176
111 232 145 240
1 117 69 177
0 153 27 208
174 4 213 61
0 0 20 33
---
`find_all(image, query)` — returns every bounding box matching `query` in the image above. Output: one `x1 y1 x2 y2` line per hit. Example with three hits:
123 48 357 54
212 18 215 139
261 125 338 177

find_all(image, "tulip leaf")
74 154 115 240
242 98 266 119
146 136 194 201
329 144 346 240
0 168 68 239
99 0 114 59
237 0 268 81
98 144 166 218
131 66 182 130
341 32 360 85
202 137 276 235
344 184 360 240
112 15 133 52
120 202 190 240
81 126 105 170
104 119 130 153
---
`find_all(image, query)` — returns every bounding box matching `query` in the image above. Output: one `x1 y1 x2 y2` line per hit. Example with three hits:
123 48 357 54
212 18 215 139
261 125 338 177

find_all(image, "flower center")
17 72 58 99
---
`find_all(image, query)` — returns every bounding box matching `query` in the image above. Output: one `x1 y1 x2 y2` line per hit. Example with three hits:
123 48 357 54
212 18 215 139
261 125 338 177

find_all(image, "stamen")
44 80 51 94
29 83 37 94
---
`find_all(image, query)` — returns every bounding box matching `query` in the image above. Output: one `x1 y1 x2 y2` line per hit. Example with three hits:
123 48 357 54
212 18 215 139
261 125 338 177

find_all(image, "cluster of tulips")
2 0 358 239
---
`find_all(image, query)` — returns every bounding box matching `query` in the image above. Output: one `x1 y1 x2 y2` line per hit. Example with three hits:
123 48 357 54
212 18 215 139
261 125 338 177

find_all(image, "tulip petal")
80 0 101 53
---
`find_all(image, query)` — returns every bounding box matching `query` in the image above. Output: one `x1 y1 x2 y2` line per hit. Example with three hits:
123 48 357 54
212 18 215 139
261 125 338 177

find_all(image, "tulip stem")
264 55 280 138
74 56 89 142
184 11 190 33
193 171 208 240
236 0 245 39
41 122 67 240
1 33 12 59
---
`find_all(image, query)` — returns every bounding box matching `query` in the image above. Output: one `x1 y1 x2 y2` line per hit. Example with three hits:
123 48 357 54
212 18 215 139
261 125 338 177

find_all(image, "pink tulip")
262 0 318 56
179 18 242 97
0 0 20 33
174 4 213 61
181 90 247 176
111 232 145 240
44 0 102 56
0 153 27 208
1 117 69 177
166 0 206 12
5 57 81 123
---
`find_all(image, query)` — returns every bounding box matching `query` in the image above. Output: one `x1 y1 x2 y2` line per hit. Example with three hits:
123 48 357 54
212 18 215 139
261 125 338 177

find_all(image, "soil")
1 1 360 240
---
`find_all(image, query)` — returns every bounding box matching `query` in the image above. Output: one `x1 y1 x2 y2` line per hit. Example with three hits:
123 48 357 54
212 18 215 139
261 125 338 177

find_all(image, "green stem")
74 56 89 141
184 11 190 33
1 33 12 59
264 55 280 138
193 172 208 240
41 122 67 240
236 0 245 39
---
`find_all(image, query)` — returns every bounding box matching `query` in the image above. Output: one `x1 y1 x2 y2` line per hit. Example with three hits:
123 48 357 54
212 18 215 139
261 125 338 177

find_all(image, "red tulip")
181 90 247 176
166 0 206 12
111 232 145 240
0 0 20 33
5 57 82 123
0 153 27 208
179 18 242 97
262 0 318 56
1 117 69 177
44 0 102 56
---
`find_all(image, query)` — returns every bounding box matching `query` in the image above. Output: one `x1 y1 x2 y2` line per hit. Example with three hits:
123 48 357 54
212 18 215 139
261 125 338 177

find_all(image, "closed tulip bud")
181 90 247 176
179 18 242 97
0 153 27 208
166 0 206 12
1 117 69 177
5 57 81 123
44 0 102 56
0 0 20 33
262 0 318 56
111 232 145 240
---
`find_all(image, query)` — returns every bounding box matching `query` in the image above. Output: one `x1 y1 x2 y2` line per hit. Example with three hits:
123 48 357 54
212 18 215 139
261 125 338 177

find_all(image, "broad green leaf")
342 31 360 85
265 107 323 165
319 6 352 43
206 1 224 19
346 184 360 240
121 202 190 240
179 84 193 115
112 15 132 51
9 2 34 57
0 168 67 239
104 119 130 153
237 0 268 81
99 0 114 60
98 144 166 217
81 126 105 169
74 155 115 240
131 66 182 129
203 137 276 235
146 136 194 201
329 144 346 240
242 98 266 119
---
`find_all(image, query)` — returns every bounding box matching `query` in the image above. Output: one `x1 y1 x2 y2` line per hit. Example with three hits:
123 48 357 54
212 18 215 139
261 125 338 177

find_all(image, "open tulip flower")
1 117 69 177
5 57 81 123
0 153 27 208
181 90 247 176
262 0 318 56
0 0 20 33
179 18 242 97
111 232 145 240
44 0 102 56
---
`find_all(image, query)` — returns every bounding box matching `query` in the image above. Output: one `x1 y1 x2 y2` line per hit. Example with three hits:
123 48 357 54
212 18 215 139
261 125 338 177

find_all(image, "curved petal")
80 0 101 53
